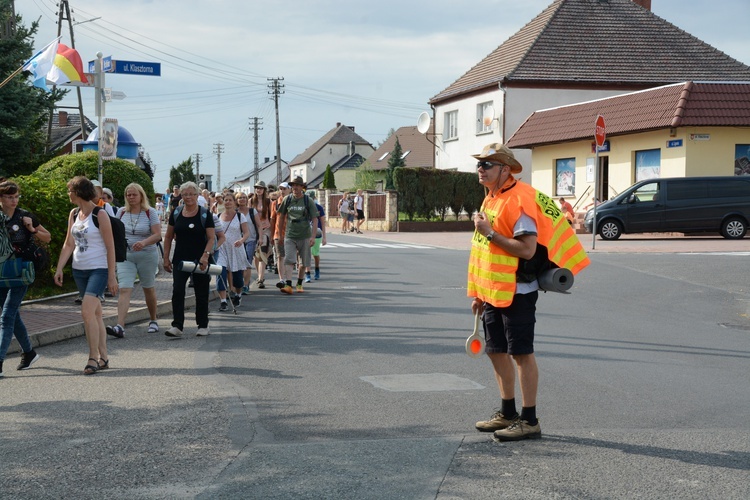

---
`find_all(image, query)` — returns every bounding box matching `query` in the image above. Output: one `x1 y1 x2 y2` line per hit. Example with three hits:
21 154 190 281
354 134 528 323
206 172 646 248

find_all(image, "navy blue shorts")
483 291 538 355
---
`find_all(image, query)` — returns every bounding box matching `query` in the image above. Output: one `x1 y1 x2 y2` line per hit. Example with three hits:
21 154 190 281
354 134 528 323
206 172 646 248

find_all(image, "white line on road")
325 243 435 250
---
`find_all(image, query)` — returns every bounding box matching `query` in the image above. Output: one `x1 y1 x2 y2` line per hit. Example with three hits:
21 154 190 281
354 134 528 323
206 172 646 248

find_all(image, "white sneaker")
196 327 210 336
165 326 183 338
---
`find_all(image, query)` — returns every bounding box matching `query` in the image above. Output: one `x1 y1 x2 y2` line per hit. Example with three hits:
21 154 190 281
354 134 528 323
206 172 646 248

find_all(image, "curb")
13 293 208 354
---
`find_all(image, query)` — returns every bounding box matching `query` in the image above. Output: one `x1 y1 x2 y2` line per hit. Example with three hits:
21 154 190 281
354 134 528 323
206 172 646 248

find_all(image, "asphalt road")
2 234 749 499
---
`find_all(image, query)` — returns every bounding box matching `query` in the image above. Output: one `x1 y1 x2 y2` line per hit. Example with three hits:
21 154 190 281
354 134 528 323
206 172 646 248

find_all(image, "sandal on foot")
147 321 159 333
99 358 109 370
83 358 100 375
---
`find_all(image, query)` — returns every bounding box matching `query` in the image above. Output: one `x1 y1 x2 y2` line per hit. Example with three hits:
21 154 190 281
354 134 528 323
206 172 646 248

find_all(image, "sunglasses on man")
476 161 506 170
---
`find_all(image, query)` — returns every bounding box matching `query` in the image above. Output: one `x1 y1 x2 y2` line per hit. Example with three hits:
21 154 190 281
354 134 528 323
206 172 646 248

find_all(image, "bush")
14 151 154 289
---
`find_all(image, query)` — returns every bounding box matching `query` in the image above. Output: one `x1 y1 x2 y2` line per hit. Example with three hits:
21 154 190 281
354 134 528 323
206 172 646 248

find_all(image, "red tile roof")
366 126 435 170
506 82 750 148
289 123 372 166
431 0 750 104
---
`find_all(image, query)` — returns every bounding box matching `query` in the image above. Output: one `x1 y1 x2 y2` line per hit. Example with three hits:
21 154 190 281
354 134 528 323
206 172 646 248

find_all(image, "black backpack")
74 206 128 262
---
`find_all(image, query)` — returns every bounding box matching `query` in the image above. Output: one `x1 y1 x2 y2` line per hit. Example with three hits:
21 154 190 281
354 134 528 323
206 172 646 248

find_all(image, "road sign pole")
593 148 598 250
593 115 606 250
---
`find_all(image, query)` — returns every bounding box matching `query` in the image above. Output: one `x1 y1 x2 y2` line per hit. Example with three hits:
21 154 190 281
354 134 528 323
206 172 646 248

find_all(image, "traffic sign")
111 60 161 76
595 115 606 147
87 55 112 73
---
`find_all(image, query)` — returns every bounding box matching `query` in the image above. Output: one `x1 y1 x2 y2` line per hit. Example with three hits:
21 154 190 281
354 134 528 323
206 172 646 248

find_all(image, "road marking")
325 243 435 250
360 373 485 392
677 252 750 256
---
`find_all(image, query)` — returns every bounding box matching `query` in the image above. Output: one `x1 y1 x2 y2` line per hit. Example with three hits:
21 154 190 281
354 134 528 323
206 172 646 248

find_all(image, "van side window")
632 181 660 202
708 180 750 198
667 181 707 201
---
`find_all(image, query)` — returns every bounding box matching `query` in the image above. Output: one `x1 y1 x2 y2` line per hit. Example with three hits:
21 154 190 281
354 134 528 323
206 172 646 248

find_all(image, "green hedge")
14 151 154 288
394 168 484 221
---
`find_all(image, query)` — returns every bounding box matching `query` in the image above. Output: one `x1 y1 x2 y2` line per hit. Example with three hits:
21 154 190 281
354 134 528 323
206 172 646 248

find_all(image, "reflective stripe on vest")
467 180 590 307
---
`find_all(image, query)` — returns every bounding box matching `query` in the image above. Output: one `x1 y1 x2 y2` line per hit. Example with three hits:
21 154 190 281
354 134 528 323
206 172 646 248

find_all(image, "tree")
385 137 405 190
354 159 377 191
322 164 336 189
376 127 396 148
168 157 196 189
0 1 66 177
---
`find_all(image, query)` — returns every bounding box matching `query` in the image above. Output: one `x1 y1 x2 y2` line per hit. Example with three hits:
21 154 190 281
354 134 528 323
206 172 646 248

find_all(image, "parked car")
584 176 750 240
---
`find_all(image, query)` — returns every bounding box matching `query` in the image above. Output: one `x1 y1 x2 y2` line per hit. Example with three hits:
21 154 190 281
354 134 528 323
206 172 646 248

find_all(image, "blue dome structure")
80 124 141 161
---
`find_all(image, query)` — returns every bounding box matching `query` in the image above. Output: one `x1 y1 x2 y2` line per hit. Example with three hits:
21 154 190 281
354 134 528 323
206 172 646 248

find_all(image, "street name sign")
111 60 161 76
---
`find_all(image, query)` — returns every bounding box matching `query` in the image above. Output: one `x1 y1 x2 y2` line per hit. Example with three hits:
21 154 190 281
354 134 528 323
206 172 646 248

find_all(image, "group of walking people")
1 173 330 377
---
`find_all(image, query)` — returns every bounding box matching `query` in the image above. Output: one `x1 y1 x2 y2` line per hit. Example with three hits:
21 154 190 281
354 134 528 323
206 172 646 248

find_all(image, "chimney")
264 157 269 163
336 122 341 128
59 111 68 126
631 0 651 10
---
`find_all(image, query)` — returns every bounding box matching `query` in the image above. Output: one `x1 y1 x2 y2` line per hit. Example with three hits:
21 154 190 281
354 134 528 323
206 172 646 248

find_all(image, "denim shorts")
117 248 159 289
72 267 109 298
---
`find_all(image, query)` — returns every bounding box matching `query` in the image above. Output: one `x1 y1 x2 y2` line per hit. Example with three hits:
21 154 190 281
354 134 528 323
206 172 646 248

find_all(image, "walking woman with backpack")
215 194 250 311
250 181 271 288
105 183 162 339
162 182 216 337
235 191 260 295
55 176 119 375
0 180 51 378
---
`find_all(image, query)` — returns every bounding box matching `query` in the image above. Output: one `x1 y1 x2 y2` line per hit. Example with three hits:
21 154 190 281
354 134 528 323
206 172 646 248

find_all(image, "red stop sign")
595 115 606 147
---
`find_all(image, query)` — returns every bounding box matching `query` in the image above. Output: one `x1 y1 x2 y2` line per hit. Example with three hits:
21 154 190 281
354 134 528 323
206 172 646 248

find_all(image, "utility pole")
213 142 224 191
193 153 203 181
268 77 284 185
47 0 87 151
249 117 263 184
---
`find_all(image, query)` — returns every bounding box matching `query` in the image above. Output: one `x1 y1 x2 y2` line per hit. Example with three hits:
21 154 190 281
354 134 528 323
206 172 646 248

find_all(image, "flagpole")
0 66 25 90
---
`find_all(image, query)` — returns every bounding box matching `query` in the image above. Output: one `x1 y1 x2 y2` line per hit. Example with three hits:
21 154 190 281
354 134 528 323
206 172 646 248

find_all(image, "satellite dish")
482 105 496 128
311 160 316 169
417 112 431 134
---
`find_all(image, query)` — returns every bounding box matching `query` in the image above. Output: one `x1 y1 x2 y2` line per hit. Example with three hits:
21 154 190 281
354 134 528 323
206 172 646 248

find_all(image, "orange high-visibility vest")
467 178 590 307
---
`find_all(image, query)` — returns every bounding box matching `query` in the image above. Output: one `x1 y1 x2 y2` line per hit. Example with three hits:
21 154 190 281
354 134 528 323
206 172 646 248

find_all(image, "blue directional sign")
111 60 161 76
667 139 683 148
87 56 112 73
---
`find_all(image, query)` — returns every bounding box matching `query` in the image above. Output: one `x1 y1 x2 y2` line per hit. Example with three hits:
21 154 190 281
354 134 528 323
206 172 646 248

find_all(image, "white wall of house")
434 87 627 174
293 143 373 183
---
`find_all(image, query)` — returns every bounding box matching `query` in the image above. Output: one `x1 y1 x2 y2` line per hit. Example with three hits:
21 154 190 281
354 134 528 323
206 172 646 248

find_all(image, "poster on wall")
635 149 660 181
100 118 118 160
555 158 575 196
735 145 750 175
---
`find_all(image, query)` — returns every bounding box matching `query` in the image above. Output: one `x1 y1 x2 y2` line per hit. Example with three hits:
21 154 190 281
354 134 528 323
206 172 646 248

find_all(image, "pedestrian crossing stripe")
325 243 435 250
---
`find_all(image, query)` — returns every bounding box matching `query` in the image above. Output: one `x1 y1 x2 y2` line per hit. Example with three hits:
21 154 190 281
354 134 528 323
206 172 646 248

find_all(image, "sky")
17 0 750 193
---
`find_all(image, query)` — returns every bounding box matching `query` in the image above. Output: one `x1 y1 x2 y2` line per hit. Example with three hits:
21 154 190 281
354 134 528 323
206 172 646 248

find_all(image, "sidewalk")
12 269 187 355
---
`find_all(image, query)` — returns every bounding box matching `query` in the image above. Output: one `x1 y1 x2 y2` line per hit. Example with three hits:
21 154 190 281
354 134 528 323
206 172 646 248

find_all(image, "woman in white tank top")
54 176 119 375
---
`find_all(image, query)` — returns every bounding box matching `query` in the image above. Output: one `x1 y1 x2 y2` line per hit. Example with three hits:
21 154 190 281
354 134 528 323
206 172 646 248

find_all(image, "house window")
401 150 410 159
378 152 389 162
735 144 750 175
635 149 661 181
476 102 493 134
444 110 458 140
555 158 575 196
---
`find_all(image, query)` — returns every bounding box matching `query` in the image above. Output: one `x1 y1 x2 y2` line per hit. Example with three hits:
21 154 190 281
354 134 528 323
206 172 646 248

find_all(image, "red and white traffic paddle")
465 312 485 358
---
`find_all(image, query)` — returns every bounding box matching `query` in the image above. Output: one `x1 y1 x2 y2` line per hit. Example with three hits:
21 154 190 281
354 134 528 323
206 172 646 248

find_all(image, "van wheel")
721 217 747 239
599 220 622 240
